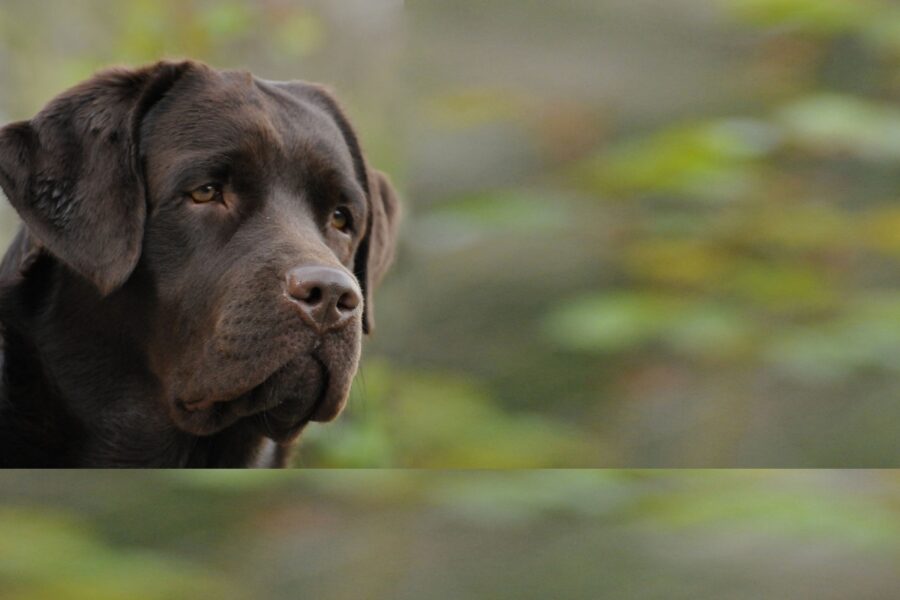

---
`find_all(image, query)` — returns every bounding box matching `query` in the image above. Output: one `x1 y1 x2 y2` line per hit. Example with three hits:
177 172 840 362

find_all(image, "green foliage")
637 473 900 550
0 507 242 600
727 0 879 36
3 472 900 598
545 292 755 360
777 94 900 161
765 294 900 381
574 119 775 202
299 361 605 467
1 0 899 594
427 189 571 234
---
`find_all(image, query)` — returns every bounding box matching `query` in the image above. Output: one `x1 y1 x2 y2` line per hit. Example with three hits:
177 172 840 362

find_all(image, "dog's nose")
285 266 362 331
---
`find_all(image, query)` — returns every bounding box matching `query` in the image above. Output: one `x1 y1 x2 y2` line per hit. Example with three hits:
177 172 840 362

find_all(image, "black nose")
285 266 362 331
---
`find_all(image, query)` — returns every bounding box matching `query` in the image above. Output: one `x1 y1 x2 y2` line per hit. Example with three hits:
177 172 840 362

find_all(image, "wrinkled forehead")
139 67 357 185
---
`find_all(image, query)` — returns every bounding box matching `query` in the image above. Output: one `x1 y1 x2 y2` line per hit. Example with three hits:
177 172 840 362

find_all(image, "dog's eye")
189 184 221 203
331 207 352 232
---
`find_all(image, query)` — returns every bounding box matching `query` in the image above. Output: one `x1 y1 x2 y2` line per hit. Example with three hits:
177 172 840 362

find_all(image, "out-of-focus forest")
0 0 898 467
1 470 900 599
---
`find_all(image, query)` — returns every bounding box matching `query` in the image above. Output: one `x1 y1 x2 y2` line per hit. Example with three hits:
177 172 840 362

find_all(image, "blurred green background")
1 470 900 599
1 0 899 466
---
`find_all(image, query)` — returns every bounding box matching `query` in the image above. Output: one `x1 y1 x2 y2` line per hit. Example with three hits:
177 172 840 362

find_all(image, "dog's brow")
341 179 367 213
164 152 234 192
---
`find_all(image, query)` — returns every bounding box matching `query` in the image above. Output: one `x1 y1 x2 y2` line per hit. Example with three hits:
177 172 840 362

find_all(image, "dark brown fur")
0 61 399 467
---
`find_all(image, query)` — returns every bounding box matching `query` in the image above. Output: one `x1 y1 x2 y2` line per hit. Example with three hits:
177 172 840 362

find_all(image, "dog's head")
0 61 400 441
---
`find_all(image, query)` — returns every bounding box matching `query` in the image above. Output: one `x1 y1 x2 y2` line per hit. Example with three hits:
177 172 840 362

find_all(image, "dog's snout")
285 266 362 331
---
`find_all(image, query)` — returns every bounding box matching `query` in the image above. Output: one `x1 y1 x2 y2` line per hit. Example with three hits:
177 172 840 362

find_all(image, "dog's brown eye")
189 184 220 203
331 207 351 232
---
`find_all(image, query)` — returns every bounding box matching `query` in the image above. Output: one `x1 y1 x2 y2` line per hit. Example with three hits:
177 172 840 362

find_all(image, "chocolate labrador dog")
0 61 399 467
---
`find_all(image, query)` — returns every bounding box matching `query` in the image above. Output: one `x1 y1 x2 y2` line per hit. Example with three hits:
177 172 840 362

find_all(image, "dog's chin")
169 352 356 441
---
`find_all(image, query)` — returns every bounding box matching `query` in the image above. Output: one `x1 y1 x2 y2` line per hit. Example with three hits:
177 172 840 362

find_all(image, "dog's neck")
0 254 286 467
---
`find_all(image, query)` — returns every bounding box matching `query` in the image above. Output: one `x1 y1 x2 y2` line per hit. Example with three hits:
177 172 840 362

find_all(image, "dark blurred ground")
1 0 899 467
1 470 900 599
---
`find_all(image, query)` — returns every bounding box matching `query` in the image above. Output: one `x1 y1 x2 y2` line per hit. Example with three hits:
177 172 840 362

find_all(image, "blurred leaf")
430 188 570 229
574 119 777 202
301 361 604 467
777 94 900 162
200 3 255 38
720 259 836 312
858 206 900 256
274 11 325 58
765 294 900 381
413 188 577 255
726 0 878 36
425 88 526 128
165 470 287 491
640 481 900 550
0 507 242 600
861 8 900 56
624 239 730 287
734 202 853 253
545 292 756 359
544 292 688 353
425 471 636 525
118 0 170 61
665 306 758 360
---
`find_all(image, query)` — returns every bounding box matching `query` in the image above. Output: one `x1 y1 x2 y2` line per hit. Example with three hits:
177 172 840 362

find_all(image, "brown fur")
0 61 400 467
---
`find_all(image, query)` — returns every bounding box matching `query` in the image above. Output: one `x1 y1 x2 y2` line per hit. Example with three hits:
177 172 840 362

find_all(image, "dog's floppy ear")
356 167 401 334
0 61 192 295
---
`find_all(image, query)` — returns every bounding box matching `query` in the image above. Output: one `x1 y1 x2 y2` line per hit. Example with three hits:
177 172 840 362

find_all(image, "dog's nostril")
304 286 323 305
337 289 361 312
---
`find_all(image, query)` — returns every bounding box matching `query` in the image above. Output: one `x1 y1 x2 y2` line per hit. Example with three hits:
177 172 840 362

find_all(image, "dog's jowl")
0 61 400 467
